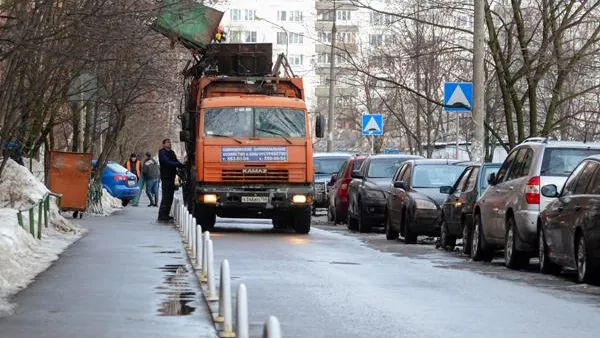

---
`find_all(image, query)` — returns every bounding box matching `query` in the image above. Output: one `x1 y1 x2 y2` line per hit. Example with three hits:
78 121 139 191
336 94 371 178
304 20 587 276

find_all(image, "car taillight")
113 175 128 181
338 179 351 199
525 176 540 204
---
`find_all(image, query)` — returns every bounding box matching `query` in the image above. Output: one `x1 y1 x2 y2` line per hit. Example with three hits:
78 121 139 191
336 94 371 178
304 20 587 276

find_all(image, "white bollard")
201 231 210 282
262 316 282 338
236 284 249 338
191 217 196 260
206 239 218 301
215 260 233 338
195 224 203 269
179 203 184 229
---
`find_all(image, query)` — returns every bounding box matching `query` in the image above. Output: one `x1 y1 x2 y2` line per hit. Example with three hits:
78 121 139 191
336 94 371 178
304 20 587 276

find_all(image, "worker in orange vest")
125 153 143 206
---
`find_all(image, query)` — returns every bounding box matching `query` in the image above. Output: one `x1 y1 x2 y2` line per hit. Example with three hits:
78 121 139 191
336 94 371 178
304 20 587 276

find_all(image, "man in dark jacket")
158 139 183 221
142 152 161 207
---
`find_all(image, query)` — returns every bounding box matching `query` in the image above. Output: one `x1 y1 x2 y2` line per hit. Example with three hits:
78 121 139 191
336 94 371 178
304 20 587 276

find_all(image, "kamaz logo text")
242 168 268 174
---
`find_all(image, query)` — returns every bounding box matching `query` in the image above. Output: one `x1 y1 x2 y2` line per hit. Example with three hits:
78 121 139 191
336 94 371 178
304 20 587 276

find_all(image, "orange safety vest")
126 160 141 179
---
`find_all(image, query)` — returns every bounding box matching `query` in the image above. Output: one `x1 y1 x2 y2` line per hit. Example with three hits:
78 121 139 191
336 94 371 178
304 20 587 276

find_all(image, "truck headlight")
292 195 307 204
415 199 437 210
202 194 218 204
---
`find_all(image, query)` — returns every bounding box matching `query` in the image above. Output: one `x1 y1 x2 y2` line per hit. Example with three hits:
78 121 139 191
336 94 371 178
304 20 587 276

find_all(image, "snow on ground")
0 158 85 316
97 188 123 216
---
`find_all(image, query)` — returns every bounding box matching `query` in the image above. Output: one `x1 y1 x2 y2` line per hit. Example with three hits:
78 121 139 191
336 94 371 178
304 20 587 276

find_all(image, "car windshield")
481 166 500 190
107 163 127 174
368 158 409 178
412 165 466 188
541 148 600 177
203 107 306 138
314 157 348 175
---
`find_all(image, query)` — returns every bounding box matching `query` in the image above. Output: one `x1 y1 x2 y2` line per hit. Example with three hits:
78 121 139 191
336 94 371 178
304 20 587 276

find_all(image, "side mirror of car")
329 173 338 185
487 172 497 186
541 184 559 198
351 170 363 179
315 114 325 138
439 186 453 194
393 181 407 190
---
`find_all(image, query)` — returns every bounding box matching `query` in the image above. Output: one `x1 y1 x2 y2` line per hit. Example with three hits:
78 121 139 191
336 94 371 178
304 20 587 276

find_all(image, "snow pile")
0 159 84 316
23 157 44 183
99 188 123 216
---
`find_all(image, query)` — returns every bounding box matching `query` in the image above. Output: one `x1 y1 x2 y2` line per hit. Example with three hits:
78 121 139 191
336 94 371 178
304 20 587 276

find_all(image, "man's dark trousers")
158 179 175 219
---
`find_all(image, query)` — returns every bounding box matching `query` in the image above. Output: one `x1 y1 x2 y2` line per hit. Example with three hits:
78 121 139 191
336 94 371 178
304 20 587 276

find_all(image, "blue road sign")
361 114 383 136
443 82 473 112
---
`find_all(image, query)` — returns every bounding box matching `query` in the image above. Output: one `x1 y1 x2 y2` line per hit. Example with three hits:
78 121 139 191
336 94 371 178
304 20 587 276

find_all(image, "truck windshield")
203 107 306 138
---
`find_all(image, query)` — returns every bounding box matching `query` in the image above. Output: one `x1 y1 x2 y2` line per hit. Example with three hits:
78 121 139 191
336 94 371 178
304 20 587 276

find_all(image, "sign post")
443 82 473 160
361 114 383 155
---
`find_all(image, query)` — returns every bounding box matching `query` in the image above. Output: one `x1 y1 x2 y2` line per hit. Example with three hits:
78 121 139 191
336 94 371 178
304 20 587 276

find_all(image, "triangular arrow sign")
448 85 470 108
363 117 381 133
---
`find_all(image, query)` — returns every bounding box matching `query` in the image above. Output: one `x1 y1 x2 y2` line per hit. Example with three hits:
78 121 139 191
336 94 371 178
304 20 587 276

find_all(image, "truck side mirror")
315 114 325 138
180 130 191 143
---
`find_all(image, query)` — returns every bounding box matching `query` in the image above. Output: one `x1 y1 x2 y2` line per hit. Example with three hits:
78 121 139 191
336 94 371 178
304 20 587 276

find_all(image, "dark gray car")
348 154 423 233
385 159 469 244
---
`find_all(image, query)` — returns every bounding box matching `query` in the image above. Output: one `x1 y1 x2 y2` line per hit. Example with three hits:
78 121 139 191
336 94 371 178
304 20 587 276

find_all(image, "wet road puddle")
156 264 197 316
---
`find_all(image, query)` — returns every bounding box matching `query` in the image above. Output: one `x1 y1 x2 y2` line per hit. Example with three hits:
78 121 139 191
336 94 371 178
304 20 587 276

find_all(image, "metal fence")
16 192 62 239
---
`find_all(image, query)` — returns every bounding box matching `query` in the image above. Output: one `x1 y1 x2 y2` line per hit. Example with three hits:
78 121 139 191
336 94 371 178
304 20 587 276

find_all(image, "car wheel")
347 205 358 231
358 201 372 233
471 213 493 262
462 219 472 255
403 210 417 244
505 216 529 270
538 226 561 274
385 213 399 240
440 220 456 251
575 233 597 284
122 199 130 207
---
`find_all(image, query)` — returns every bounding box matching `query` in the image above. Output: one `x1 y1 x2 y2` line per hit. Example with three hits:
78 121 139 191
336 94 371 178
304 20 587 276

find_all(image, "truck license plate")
241 196 268 203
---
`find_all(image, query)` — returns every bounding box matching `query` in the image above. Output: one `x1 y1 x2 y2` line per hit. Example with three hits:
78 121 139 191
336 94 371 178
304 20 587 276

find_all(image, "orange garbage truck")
178 44 324 234
153 2 325 233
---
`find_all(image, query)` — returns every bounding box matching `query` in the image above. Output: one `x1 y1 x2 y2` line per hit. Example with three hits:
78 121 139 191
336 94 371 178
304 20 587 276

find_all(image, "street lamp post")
255 16 289 56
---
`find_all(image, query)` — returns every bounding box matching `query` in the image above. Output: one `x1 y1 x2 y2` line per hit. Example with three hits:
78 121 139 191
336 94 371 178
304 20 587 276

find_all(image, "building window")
369 34 383 46
244 9 256 21
337 10 351 21
289 55 303 66
277 10 287 21
318 53 330 64
277 32 287 45
230 9 241 21
317 9 335 21
229 31 242 42
370 12 394 25
277 10 303 22
244 31 257 43
337 32 355 44
289 32 303 44
319 31 332 43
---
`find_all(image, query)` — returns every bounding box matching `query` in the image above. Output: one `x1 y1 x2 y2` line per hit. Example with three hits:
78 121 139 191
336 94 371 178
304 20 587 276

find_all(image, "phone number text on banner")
221 146 288 162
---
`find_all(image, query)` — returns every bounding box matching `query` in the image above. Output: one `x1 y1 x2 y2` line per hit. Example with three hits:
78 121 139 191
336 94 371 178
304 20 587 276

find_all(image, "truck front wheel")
293 208 311 235
195 204 216 231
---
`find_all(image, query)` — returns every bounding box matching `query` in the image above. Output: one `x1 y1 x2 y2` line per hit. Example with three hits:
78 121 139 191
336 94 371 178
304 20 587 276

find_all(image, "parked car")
327 155 367 224
312 152 353 215
439 163 501 253
384 159 469 243
92 160 139 206
348 154 423 233
472 138 600 268
538 155 600 283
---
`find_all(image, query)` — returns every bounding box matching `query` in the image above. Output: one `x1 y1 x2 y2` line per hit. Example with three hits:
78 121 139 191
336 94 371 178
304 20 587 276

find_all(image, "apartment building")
214 0 317 108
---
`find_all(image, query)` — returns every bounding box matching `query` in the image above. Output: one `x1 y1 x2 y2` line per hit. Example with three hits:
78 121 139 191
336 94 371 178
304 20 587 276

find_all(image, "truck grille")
221 169 289 183
314 182 326 193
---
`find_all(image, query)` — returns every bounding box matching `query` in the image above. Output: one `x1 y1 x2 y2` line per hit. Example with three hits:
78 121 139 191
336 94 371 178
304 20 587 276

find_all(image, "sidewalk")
0 197 216 338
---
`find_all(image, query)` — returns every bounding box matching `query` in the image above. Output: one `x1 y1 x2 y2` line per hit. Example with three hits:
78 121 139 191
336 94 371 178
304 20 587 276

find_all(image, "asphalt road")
2 203 600 338
210 213 600 338
0 201 216 338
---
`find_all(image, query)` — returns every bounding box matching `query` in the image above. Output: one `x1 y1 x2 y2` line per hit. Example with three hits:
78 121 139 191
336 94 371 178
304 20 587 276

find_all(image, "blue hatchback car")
92 160 139 206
